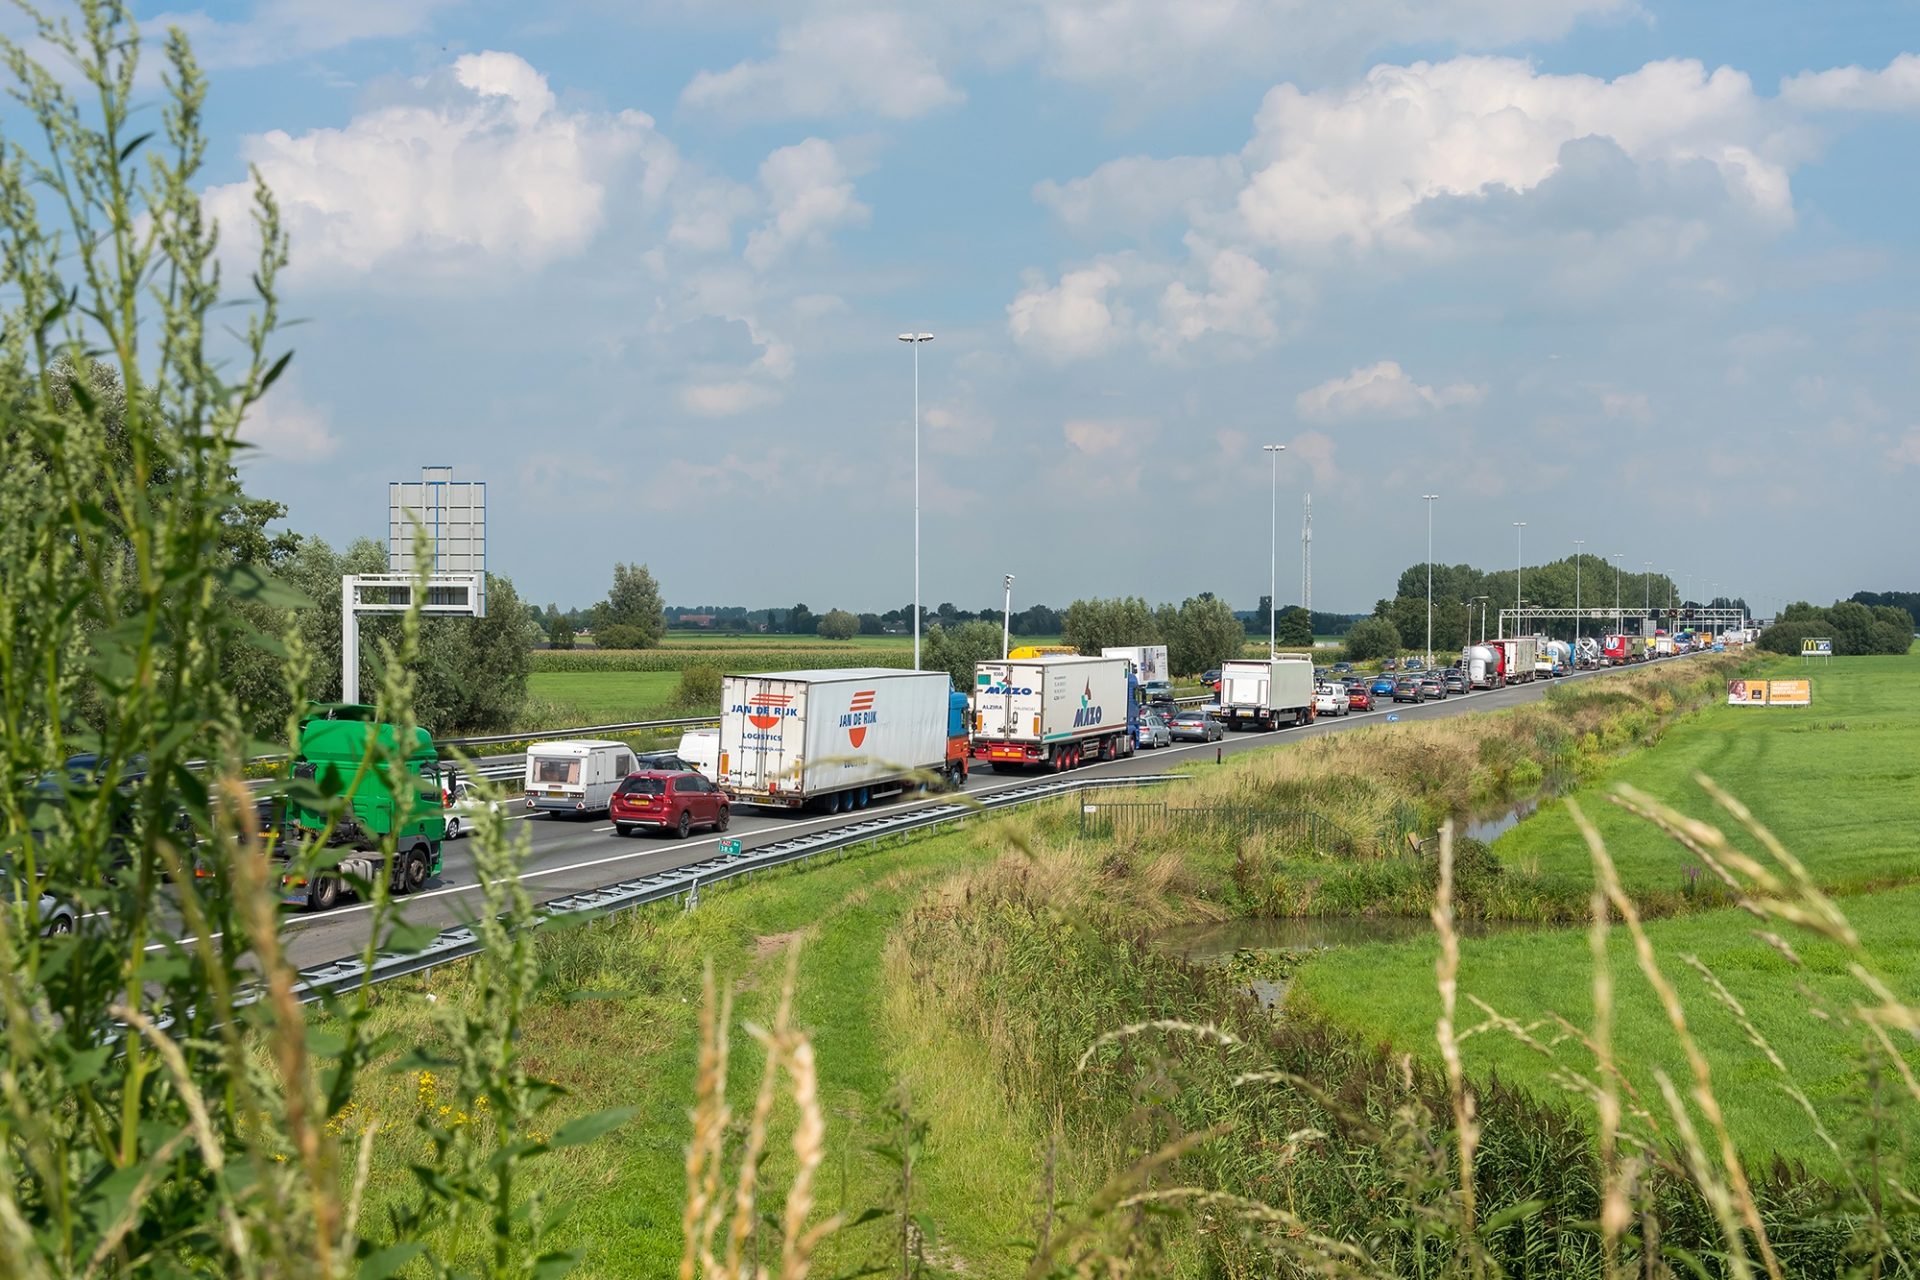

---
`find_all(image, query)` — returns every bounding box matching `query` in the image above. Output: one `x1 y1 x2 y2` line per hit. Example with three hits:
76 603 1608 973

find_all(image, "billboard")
1727 679 1812 707
390 465 486 615
1801 637 1832 656
1768 679 1811 706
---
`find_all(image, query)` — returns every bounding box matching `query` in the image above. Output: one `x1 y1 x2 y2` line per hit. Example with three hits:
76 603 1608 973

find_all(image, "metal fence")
1076 800 1385 859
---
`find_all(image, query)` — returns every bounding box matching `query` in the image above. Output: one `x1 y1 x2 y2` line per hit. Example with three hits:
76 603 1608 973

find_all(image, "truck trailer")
720 668 967 812
1100 645 1172 700
281 703 446 912
1492 637 1539 683
1218 656 1316 730
971 654 1137 770
1602 634 1648 665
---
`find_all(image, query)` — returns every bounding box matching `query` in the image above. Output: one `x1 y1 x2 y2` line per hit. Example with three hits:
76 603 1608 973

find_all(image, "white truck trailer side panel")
1218 658 1314 722
973 656 1130 743
721 668 951 803
1099 645 1169 686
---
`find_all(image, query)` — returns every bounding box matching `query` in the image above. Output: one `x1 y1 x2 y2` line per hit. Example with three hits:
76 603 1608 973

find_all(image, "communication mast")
1301 493 1313 622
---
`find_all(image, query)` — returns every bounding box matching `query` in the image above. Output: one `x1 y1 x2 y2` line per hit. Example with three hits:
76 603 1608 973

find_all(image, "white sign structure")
341 466 488 703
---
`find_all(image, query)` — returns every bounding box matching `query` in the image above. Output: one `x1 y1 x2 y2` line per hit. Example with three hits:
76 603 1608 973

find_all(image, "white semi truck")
970 654 1137 771
719 668 969 813
1217 656 1316 731
1100 645 1172 698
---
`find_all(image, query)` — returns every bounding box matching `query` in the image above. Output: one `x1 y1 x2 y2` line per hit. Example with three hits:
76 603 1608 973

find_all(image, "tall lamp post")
1470 595 1489 644
1612 553 1623 632
898 332 933 668
1001 573 1014 660
1644 561 1652 616
1264 444 1286 655
1512 522 1526 637
1573 538 1585 645
1422 494 1439 667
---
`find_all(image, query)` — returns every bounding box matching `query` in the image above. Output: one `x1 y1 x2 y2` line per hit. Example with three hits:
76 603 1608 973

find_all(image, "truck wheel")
403 847 429 893
309 874 340 911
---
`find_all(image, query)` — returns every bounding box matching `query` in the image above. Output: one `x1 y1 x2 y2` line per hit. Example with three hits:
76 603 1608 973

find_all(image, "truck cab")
282 703 446 910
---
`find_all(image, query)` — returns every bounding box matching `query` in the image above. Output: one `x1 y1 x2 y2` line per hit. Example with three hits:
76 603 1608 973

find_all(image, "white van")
676 728 720 780
523 740 635 816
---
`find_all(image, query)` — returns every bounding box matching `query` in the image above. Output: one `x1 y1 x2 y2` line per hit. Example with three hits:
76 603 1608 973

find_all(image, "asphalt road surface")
158 656 1704 972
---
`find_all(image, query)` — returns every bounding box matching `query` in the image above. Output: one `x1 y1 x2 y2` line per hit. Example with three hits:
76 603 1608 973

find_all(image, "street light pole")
1264 445 1285 655
1512 522 1526 637
1422 494 1439 667
1612 553 1623 632
1644 562 1652 616
898 332 934 669
1573 539 1585 645
1002 573 1014 660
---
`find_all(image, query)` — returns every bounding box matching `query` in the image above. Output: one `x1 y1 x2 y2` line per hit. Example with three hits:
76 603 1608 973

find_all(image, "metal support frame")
1495 604 1749 639
341 572 484 703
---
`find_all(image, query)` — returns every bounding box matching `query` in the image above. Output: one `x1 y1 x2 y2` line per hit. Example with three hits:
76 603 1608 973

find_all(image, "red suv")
609 771 731 838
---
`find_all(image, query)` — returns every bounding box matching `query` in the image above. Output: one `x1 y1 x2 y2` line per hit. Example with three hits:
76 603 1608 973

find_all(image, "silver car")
1168 709 1223 742
1135 711 1173 749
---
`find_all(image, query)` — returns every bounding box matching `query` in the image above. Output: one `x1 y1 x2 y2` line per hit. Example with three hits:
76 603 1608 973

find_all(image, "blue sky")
87 0 1920 614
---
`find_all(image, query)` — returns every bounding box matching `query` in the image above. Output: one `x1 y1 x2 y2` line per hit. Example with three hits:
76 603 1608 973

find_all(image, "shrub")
679 664 722 707
1342 615 1402 663
593 622 649 650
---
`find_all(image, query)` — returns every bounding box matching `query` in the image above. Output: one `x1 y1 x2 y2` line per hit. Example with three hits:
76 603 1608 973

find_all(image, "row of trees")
1365 554 1727 656
1057 595 1251 675
1759 600 1915 656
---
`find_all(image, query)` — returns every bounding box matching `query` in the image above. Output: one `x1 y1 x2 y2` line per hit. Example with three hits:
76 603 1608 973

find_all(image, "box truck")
970 654 1137 770
1218 656 1316 731
1492 637 1538 683
1100 645 1172 699
720 668 967 813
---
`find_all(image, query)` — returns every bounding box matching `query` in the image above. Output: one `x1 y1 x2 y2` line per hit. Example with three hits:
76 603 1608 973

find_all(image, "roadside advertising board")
1801 637 1833 656
1727 679 1813 706
1768 679 1812 706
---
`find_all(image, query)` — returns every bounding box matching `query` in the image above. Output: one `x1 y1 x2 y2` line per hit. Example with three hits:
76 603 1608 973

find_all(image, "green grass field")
1293 884 1920 1170
525 670 685 723
336 826 1040 1277
1498 648 1920 898
1293 647 1920 1169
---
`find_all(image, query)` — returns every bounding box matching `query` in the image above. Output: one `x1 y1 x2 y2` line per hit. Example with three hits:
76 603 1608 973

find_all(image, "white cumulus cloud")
1007 261 1131 360
1236 57 1791 252
681 10 963 121
1149 244 1282 354
1781 53 1920 112
744 139 872 270
239 384 339 461
1296 361 1484 421
1888 427 1920 469
205 51 670 283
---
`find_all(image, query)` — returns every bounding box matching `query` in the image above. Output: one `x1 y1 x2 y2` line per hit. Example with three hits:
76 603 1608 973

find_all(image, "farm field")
1293 646 1920 1170
524 670 684 725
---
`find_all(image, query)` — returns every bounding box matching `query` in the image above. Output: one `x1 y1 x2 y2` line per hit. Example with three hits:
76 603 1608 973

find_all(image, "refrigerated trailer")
971 654 1137 770
720 669 968 812
1492 637 1539 683
1218 656 1316 730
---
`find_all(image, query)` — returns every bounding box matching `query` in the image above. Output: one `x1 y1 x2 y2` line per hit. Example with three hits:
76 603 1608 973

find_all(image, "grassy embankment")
343 656 1827 1277
1294 646 1920 1170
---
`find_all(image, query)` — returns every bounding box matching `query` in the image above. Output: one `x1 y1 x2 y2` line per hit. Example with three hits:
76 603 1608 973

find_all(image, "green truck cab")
281 703 446 911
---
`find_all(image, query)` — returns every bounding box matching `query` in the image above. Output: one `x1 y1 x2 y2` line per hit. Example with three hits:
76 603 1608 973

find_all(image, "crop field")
523 670 685 725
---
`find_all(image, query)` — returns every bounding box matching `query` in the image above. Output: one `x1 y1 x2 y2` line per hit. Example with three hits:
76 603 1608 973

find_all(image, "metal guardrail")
286 771 1188 1005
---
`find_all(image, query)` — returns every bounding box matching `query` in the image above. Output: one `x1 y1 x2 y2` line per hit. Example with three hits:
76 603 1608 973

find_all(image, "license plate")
547 790 565 798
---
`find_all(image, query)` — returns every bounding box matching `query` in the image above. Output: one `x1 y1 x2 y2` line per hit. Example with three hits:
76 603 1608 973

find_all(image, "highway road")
139 660 1697 971
159 657 1702 973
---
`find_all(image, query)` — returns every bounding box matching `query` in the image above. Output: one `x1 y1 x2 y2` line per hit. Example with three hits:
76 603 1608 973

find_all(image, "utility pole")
1512 522 1525 637
898 332 934 669
1573 538 1585 646
1422 495 1438 667
1264 445 1285 655
1302 492 1313 634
